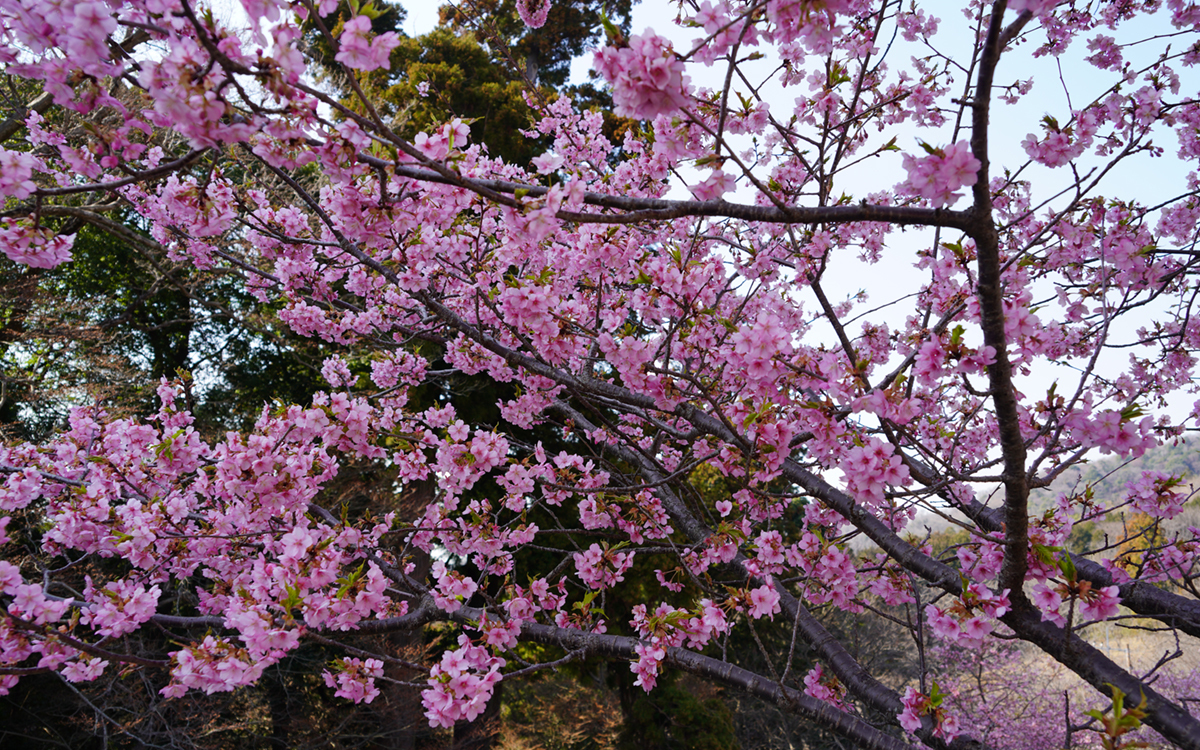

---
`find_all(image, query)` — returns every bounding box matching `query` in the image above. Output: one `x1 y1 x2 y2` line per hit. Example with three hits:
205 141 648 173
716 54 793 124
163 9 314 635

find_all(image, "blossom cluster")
422 637 505 728
593 31 691 119
335 15 401 72
897 141 981 208
323 657 385 704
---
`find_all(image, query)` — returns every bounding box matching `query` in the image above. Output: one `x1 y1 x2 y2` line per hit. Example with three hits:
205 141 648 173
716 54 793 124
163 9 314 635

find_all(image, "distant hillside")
875 440 1200 550
1031 438 1200 511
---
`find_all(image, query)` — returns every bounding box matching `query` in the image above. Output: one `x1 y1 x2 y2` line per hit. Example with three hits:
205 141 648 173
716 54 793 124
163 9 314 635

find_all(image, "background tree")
440 0 634 87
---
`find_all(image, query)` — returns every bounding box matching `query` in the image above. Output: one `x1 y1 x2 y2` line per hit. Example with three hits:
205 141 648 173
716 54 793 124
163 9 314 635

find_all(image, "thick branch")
1002 608 1200 750
369 154 973 228
511 618 909 750
967 0 1030 600
0 91 53 144
960 499 1200 639
548 402 982 750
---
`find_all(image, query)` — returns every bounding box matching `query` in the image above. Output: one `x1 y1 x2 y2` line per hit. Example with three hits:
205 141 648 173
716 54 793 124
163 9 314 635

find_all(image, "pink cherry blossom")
335 15 401 72
897 141 981 208
1077 585 1121 622
593 31 691 119
516 0 551 29
748 583 780 619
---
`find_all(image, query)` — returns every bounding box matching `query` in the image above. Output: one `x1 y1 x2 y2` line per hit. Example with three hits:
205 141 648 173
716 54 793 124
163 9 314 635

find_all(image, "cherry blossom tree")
1 0 1199 748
